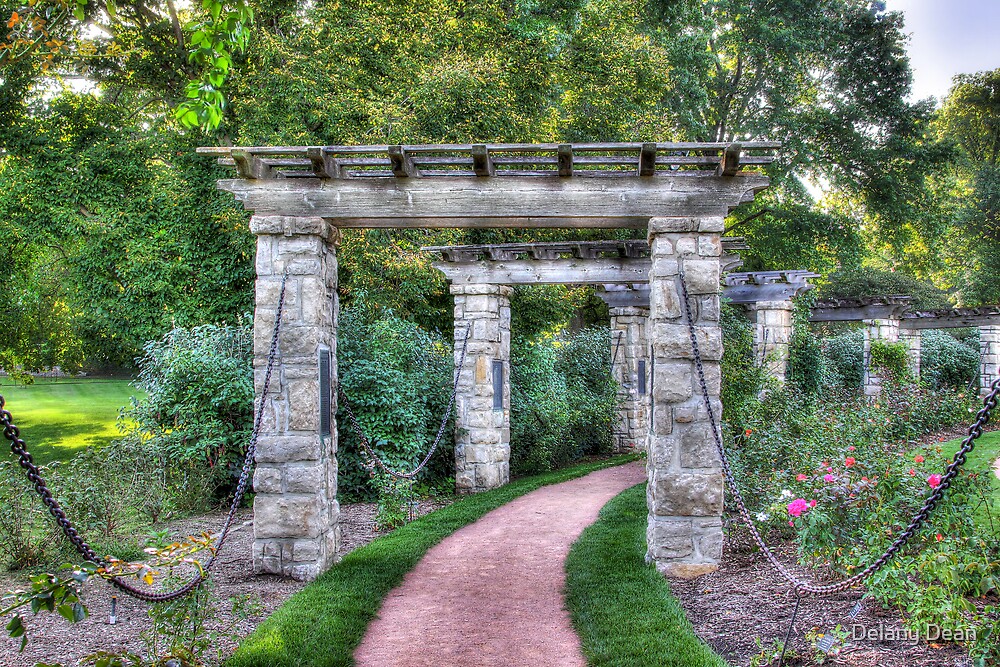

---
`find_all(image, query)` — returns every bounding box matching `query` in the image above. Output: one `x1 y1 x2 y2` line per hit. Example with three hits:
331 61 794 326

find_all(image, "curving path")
354 460 647 667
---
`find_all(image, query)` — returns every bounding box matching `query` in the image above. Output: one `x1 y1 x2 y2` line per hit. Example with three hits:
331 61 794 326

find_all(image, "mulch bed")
0 498 451 666
670 537 973 667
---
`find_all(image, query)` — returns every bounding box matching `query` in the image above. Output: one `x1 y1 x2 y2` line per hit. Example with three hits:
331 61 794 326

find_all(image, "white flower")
756 512 770 521
779 489 792 499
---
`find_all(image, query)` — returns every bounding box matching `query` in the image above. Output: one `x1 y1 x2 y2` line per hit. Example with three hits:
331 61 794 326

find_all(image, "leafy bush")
921 329 980 390
820 328 865 390
720 302 769 426
786 296 824 396
124 322 255 496
0 462 61 569
821 268 954 310
510 327 618 474
336 308 454 500
724 380 997 661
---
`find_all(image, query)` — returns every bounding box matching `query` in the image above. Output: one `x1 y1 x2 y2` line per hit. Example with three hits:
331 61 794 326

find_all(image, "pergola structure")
425 240 818 450
200 140 779 582
811 297 1000 396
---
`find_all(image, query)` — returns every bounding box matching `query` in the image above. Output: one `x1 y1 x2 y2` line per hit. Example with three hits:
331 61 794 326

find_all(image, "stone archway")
200 140 778 580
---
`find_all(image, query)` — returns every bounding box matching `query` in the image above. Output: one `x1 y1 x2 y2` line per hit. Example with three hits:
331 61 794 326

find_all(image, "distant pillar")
899 328 922 379
249 216 340 582
645 216 724 580
863 318 900 397
610 306 650 451
451 284 512 493
746 301 795 383
981 326 1000 397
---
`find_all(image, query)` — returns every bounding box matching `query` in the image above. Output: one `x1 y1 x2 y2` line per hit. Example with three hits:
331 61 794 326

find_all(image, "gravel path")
353 461 647 667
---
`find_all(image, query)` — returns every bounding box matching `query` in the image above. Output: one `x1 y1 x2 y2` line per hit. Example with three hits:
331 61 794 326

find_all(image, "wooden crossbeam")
638 143 657 176
231 150 273 180
306 147 341 179
388 145 420 178
472 144 495 177
717 142 742 177
558 144 573 177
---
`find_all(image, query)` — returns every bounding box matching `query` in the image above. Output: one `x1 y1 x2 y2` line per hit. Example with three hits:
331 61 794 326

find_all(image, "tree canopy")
1 0 997 370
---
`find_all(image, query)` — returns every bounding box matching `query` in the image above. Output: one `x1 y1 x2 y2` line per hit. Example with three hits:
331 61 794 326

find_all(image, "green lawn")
0 378 144 465
565 483 728 667
227 454 640 667
939 429 1000 529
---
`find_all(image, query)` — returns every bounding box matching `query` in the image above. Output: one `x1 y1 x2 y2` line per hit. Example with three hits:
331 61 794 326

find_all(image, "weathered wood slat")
638 143 657 176
307 147 341 179
718 142 742 177
558 144 573 177
434 258 652 284
388 145 421 178
472 144 495 177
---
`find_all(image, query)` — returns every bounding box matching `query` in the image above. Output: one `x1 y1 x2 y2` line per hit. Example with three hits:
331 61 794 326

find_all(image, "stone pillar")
645 217 724 579
610 306 650 451
981 326 1000 397
863 318 900 397
899 328 922 379
451 284 512 493
249 216 340 581
746 301 795 383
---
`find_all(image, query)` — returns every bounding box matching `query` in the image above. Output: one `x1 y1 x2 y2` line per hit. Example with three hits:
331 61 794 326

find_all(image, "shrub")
720 302 768 426
336 308 454 500
510 327 618 474
821 328 865 390
921 329 980 390
0 462 61 569
124 322 255 496
787 295 823 396
724 379 997 661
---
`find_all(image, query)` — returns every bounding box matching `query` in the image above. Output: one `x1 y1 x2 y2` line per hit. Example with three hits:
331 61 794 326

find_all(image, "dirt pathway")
354 461 647 667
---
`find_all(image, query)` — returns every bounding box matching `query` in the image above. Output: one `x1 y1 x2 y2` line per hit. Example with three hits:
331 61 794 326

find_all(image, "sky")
889 0 1000 104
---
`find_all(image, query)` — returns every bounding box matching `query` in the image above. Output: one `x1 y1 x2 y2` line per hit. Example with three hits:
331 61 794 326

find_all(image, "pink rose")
928 474 942 489
787 498 810 517
796 474 808 482
823 474 834 483
809 499 817 508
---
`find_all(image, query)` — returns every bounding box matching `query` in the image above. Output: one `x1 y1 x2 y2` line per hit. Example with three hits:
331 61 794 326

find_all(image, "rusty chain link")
0 271 290 603
678 269 1000 596
339 325 471 480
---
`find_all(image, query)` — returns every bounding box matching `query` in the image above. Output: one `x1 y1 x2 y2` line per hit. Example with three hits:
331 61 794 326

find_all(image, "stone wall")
645 216 724 579
249 215 340 581
863 318 900 397
982 326 1000 398
746 300 795 383
610 307 650 451
899 329 922 379
451 284 512 493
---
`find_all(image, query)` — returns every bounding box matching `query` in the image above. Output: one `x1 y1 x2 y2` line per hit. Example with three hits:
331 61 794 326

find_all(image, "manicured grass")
227 454 640 667
939 430 1000 528
0 378 143 465
565 483 728 667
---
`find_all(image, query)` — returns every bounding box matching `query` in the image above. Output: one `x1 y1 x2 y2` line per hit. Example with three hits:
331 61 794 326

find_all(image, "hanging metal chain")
339 325 472 480
0 271 290 603
677 269 1000 596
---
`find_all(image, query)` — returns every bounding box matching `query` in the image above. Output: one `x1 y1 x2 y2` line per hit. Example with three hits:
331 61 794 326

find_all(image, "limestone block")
698 296 720 322
646 517 694 559
698 217 725 232
678 422 721 469
293 540 320 563
674 236 698 256
254 495 324 539
253 467 283 494
285 464 325 493
255 435 322 463
649 255 679 278
650 472 724 516
652 362 693 403
648 217 698 234
650 279 682 320
694 518 724 560
646 434 676 469
698 236 722 257
287 379 320 431
681 260 721 295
